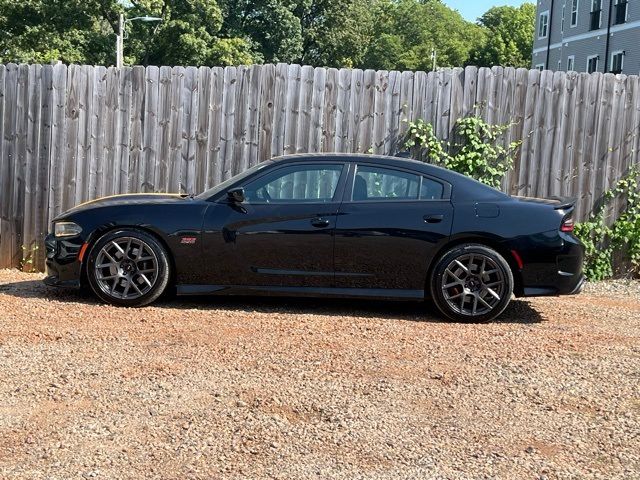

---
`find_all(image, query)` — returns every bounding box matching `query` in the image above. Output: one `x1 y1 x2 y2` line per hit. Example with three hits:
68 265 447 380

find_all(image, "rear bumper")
569 275 586 295
44 233 84 289
521 273 585 297
512 232 586 298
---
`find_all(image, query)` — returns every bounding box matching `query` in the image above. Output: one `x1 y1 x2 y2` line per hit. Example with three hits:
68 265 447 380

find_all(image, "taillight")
561 217 575 233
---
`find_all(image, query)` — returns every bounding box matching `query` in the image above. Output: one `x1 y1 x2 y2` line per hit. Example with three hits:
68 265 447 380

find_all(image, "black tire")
429 243 513 323
86 229 171 307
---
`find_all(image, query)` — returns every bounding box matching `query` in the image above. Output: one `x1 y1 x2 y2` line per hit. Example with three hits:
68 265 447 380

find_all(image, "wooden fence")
1 63 639 271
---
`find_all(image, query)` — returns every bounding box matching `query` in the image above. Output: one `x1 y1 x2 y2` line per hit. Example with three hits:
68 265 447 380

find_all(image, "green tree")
0 0 114 64
134 0 254 66
470 3 536 68
363 0 484 71
0 0 256 66
298 0 375 68
218 0 303 63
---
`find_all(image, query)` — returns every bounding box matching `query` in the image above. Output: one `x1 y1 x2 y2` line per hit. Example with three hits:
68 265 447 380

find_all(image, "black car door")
333 163 453 295
201 162 347 288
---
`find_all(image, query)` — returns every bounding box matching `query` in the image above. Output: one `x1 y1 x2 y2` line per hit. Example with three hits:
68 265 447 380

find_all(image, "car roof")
271 152 425 166
270 153 449 177
269 153 508 201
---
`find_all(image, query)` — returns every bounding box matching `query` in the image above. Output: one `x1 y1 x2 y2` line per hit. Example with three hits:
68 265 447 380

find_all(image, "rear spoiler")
548 196 577 211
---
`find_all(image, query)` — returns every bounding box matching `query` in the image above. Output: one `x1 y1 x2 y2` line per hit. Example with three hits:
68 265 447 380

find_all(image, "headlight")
54 222 83 238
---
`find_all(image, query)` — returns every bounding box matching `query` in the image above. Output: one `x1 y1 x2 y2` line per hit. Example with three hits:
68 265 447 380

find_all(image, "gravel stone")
0 270 639 479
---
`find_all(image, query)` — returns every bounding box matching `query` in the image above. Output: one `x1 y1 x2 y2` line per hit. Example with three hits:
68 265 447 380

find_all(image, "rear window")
420 177 444 200
353 165 444 201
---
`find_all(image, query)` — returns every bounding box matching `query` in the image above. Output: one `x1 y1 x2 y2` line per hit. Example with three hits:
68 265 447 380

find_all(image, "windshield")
195 162 271 200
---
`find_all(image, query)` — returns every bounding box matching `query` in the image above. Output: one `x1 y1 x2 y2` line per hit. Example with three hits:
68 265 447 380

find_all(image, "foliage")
0 0 256 66
218 0 302 63
0 0 536 70
404 116 520 189
470 3 536 68
362 0 485 71
20 244 39 273
573 166 640 280
300 0 376 68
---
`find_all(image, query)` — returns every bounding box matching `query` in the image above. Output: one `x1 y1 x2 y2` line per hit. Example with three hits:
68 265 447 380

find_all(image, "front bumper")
44 233 84 289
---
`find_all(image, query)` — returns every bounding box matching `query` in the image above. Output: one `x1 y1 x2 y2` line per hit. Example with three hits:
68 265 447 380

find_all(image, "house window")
590 0 602 30
587 55 599 73
571 0 579 27
536 64 545 72
614 0 628 25
539 11 550 39
567 56 575 71
610 51 624 74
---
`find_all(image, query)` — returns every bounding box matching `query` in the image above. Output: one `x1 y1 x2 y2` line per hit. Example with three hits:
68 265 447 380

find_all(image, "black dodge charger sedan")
44 154 585 322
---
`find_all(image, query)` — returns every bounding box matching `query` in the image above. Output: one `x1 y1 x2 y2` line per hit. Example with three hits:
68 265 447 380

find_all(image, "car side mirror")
227 187 245 203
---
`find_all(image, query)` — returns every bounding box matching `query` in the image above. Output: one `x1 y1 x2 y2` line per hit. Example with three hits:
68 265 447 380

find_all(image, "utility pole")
431 48 437 72
115 14 161 68
116 13 125 68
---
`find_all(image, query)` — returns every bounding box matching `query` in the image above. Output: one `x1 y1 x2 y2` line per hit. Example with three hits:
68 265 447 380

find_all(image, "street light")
116 14 162 68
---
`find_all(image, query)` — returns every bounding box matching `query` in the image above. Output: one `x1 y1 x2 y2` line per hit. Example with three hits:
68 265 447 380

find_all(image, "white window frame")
571 0 580 27
536 63 545 72
614 0 629 23
567 55 575 71
587 55 599 73
539 10 550 39
610 51 625 73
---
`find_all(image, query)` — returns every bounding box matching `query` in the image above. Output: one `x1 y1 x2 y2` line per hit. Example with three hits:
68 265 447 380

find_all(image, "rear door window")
352 165 444 201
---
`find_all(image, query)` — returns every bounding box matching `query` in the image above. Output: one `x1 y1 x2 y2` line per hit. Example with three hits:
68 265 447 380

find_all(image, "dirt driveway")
0 270 638 479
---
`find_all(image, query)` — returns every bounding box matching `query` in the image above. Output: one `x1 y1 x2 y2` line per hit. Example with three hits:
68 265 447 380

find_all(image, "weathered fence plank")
34 65 53 271
1 63 640 271
129 65 145 193
22 64 41 269
205 67 224 188
12 64 29 267
0 64 16 268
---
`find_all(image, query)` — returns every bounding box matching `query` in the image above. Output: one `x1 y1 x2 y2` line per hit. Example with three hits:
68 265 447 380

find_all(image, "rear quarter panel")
449 199 573 295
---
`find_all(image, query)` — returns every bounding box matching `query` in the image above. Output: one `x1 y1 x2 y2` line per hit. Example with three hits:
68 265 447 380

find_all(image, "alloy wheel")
441 253 506 317
94 237 159 300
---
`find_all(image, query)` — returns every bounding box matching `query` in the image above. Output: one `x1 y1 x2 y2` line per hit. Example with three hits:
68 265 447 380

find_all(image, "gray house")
532 0 638 74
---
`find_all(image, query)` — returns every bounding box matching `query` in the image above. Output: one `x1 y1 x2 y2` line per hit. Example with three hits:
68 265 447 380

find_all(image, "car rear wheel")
430 244 513 323
86 229 170 307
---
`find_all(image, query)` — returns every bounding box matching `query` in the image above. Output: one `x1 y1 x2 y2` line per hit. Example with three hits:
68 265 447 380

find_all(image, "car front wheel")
86 229 171 307
430 244 514 322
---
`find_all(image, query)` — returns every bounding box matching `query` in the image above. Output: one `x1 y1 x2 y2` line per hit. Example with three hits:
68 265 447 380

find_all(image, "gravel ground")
0 270 638 480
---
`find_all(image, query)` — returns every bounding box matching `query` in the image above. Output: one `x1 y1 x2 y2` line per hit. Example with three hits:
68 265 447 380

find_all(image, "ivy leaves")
574 166 640 280
404 116 520 189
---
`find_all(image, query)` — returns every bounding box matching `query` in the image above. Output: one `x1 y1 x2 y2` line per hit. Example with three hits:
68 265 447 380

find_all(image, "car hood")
56 193 189 218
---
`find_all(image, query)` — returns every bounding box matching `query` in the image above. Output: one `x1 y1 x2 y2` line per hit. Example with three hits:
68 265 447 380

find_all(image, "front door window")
244 164 343 203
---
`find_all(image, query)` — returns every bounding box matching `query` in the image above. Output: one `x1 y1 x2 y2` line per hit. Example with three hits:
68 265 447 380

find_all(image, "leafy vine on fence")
573 166 640 281
404 116 521 189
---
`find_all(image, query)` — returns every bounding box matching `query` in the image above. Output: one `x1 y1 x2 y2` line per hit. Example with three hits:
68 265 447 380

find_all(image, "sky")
443 0 531 22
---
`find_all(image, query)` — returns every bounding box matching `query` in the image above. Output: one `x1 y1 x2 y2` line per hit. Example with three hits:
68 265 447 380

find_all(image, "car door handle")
424 214 444 224
311 217 331 228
